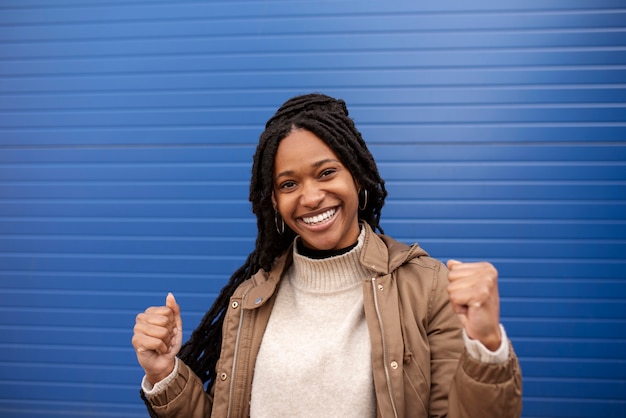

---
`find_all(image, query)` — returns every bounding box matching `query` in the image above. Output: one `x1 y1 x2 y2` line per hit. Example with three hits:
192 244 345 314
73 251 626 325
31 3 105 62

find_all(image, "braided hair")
177 93 388 390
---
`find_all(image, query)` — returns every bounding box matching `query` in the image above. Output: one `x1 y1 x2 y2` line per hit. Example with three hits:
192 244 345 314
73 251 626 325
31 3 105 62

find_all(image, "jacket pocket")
402 351 429 417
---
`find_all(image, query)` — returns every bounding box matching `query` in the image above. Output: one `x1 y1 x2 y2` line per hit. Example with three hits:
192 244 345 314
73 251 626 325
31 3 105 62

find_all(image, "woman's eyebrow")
275 158 340 180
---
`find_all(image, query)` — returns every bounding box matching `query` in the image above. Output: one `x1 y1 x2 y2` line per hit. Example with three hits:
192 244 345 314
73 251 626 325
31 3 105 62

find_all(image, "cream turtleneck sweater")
250 229 376 418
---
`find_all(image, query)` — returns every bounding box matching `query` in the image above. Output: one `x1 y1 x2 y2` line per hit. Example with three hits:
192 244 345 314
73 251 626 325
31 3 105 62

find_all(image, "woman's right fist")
132 292 183 384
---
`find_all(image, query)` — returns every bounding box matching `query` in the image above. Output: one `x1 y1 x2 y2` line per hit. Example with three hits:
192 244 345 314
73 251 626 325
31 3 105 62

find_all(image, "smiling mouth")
301 208 336 225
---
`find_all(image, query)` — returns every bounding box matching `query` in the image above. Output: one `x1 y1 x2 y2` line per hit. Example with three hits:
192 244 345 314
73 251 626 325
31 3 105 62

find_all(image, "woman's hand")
132 293 183 384
446 260 502 351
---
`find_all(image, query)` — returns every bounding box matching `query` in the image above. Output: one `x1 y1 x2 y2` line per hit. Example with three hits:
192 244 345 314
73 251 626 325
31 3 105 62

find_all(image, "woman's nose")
300 182 324 207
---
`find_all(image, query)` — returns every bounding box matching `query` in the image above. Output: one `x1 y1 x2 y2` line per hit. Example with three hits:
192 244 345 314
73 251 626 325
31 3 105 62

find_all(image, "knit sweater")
250 229 377 418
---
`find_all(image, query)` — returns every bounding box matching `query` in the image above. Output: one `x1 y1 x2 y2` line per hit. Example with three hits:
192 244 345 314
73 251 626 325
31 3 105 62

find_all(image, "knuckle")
131 334 142 349
156 327 171 340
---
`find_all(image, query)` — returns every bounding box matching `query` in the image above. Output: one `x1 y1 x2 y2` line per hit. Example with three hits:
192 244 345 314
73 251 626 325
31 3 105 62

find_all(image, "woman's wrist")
142 358 179 395
145 359 177 386
463 325 509 364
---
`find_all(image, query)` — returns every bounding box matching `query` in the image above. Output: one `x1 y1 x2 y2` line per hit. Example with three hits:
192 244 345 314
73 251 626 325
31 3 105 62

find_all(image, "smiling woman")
272 129 361 251
131 93 522 417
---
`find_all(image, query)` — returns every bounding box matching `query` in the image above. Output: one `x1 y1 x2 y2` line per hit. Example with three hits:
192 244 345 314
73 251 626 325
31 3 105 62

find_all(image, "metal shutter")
1 1 624 416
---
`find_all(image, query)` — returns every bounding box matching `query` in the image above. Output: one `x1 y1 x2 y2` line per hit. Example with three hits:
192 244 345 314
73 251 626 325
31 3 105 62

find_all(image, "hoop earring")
359 189 368 211
274 211 285 235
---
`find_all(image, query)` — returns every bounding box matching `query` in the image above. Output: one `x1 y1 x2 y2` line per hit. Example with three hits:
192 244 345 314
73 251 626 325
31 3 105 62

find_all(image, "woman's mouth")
301 208 336 225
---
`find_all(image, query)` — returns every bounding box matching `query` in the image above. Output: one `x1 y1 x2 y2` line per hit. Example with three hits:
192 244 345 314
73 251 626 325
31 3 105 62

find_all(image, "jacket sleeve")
428 263 523 418
448 343 523 418
141 359 212 418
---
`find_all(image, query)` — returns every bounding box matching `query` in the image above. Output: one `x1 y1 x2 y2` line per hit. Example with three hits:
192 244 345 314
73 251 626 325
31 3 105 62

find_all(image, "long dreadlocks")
177 93 388 390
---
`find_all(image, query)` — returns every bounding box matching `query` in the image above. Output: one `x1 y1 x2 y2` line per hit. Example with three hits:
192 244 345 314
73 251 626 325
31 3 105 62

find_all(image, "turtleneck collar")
296 238 359 259
289 227 372 294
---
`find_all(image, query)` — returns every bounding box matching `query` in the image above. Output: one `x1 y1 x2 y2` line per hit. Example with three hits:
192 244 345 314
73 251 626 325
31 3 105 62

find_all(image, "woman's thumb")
446 259 462 269
166 292 181 317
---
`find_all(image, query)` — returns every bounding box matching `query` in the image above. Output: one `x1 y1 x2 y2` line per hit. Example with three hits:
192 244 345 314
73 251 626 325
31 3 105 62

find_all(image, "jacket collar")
360 222 430 275
242 222 429 309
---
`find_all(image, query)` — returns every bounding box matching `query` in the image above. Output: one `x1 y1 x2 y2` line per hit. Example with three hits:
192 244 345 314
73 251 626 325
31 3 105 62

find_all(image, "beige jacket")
145 223 522 417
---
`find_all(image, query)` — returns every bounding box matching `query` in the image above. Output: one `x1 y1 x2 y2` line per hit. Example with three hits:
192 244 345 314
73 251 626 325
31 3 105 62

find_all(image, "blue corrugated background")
1 1 625 417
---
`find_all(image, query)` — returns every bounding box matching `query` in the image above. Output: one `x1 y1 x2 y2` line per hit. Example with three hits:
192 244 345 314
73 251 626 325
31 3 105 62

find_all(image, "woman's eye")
320 168 336 178
280 181 296 189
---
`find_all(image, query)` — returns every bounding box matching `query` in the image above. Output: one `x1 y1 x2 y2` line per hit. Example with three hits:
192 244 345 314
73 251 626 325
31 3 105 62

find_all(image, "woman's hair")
177 92 388 389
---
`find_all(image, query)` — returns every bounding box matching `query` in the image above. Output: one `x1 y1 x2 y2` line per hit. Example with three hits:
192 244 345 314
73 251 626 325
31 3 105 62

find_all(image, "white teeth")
302 209 336 225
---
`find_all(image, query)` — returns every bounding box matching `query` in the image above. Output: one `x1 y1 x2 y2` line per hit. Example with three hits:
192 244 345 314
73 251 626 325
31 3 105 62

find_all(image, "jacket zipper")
371 277 399 418
227 291 248 418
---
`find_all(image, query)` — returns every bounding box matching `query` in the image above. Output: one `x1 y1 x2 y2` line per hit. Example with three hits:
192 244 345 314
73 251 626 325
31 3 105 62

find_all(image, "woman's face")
272 129 361 251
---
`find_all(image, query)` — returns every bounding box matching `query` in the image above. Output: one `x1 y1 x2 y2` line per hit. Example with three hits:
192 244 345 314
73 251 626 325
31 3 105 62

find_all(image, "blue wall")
1 1 625 417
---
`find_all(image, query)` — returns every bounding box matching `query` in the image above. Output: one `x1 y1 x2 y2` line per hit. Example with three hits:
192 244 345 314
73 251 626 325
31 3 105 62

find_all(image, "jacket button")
377 284 384 291
220 372 228 381
390 361 398 370
231 301 239 309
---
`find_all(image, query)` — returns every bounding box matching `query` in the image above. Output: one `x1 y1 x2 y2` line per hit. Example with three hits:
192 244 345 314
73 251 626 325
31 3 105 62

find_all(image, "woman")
132 93 522 417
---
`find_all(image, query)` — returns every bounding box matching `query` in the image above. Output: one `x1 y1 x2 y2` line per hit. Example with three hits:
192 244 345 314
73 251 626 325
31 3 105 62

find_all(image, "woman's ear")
354 178 362 193
271 192 277 211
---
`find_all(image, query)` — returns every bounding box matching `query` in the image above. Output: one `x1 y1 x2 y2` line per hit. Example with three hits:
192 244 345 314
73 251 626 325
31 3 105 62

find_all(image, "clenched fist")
446 260 502 351
132 293 183 384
